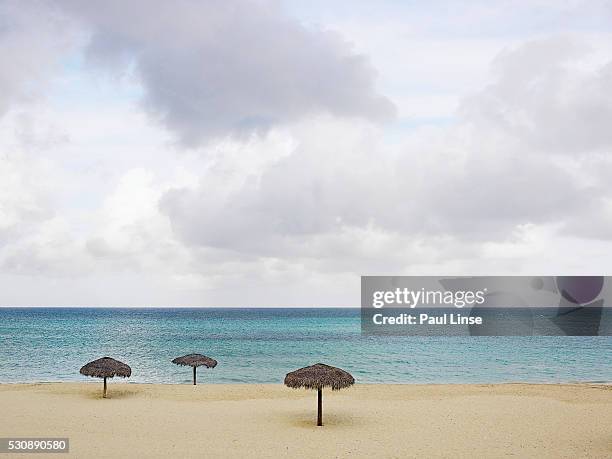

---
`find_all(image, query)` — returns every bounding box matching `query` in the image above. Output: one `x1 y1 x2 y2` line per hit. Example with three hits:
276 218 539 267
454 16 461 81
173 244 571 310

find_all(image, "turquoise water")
0 308 610 384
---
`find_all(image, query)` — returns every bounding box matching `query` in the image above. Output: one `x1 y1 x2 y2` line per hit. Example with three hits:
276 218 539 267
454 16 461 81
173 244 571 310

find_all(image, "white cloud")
0 152 54 240
0 0 77 117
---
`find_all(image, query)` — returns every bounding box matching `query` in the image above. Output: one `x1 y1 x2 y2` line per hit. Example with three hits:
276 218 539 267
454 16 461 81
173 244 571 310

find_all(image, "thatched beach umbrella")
172 354 217 385
79 357 131 398
284 363 355 426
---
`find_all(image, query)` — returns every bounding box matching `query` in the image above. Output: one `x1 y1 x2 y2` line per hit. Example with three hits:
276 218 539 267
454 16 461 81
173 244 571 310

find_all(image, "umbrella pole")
103 377 107 398
317 388 323 426
193 367 197 385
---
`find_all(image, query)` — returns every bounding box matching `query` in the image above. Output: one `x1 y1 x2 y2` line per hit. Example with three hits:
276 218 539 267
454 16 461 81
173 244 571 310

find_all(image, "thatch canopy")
80 357 131 379
172 354 217 368
284 363 354 391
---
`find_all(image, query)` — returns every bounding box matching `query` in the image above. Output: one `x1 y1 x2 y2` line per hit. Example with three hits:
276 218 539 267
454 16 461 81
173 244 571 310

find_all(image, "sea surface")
0 308 611 384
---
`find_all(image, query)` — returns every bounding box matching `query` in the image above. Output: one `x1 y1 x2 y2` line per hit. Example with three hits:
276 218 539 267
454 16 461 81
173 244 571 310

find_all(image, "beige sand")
1 383 611 458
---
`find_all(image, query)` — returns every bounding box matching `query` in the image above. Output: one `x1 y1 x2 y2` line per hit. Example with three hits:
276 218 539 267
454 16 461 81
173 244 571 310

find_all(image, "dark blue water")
0 308 610 384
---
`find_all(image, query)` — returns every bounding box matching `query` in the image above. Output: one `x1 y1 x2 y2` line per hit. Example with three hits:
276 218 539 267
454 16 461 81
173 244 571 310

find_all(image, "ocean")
1 308 610 384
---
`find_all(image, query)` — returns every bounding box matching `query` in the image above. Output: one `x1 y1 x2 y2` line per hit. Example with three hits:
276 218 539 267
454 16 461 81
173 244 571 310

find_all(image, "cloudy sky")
2 0 612 306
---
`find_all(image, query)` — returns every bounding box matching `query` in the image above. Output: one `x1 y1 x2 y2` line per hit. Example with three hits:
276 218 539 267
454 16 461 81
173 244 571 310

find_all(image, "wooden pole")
193 366 197 385
317 388 323 426
103 377 107 398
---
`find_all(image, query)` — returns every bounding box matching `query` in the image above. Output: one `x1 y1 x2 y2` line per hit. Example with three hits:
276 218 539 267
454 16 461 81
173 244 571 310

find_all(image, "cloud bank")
1 1 612 306
160 37 612 259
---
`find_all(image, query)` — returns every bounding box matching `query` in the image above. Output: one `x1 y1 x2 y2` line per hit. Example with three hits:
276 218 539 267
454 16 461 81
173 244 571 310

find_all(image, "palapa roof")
80 357 131 379
284 363 355 391
172 353 217 368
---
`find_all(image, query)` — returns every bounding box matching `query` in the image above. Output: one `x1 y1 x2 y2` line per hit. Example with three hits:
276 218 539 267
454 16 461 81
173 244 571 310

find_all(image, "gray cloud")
160 129 588 258
58 0 395 146
160 36 612 261
461 37 612 154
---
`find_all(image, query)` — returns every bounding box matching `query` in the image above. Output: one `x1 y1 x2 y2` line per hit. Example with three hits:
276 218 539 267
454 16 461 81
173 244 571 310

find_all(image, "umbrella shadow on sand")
281 410 363 429
82 384 139 400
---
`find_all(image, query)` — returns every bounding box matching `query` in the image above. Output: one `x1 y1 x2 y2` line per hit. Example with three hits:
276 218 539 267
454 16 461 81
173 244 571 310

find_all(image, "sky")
1 0 612 306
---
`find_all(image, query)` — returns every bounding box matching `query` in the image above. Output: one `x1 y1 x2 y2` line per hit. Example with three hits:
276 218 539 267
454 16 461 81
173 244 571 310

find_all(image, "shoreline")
2 382 611 458
2 380 611 385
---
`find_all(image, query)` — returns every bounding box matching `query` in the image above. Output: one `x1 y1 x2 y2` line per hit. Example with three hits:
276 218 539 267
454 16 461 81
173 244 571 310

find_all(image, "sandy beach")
1 383 610 458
